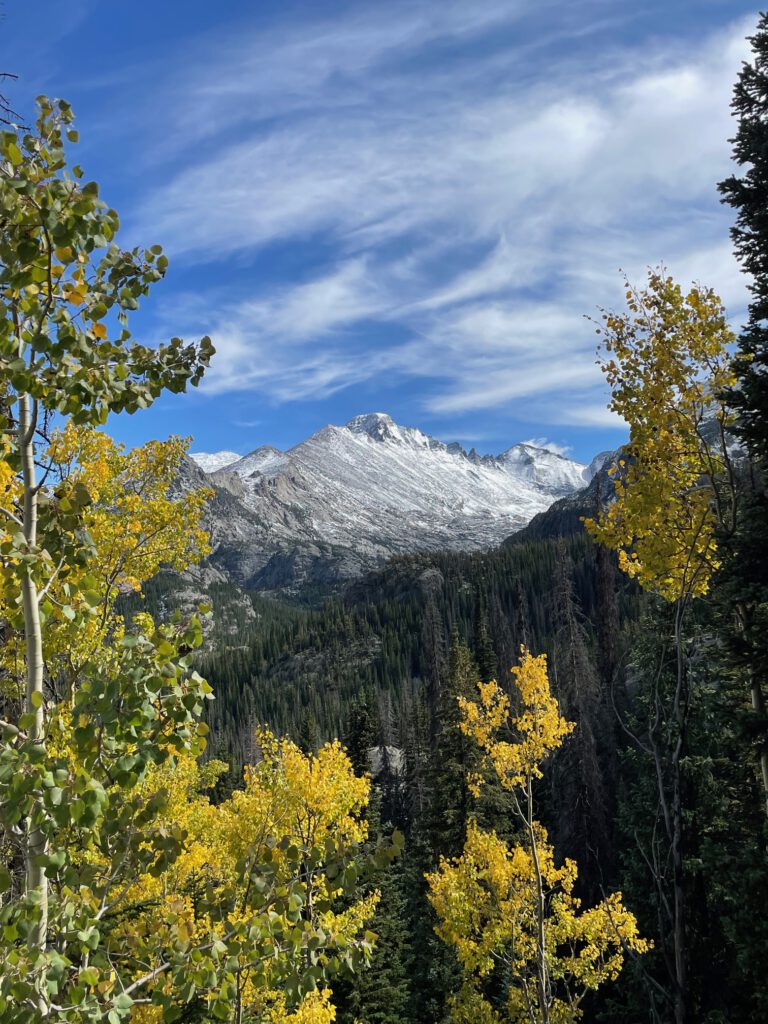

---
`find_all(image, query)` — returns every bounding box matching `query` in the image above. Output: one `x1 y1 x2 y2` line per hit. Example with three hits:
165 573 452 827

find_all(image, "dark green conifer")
718 12 768 820
719 12 768 451
473 595 497 683
429 632 481 856
345 692 378 775
336 856 414 1024
297 704 318 754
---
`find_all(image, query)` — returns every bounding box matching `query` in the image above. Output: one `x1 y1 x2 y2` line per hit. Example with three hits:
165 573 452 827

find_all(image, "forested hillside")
199 528 626 763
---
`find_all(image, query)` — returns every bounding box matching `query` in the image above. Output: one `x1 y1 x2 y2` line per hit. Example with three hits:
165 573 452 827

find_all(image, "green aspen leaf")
30 690 44 709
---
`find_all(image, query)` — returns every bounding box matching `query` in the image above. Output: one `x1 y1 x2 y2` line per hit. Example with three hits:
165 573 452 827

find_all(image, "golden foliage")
458 651 574 794
428 822 647 1023
229 730 372 856
0 426 211 693
49 423 211 596
266 989 336 1024
583 270 736 601
119 732 376 1021
427 649 648 1024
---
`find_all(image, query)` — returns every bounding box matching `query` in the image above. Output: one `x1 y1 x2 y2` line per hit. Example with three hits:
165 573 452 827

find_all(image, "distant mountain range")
184 412 612 596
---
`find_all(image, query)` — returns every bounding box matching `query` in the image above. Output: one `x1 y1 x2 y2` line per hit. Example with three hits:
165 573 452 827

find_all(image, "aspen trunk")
671 606 689 1024
734 605 768 824
527 781 549 1024
671 757 688 1024
750 676 768 822
18 394 48 963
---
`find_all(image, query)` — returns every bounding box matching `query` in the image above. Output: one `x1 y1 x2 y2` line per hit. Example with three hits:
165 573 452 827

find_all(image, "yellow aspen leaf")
583 269 735 602
65 286 87 306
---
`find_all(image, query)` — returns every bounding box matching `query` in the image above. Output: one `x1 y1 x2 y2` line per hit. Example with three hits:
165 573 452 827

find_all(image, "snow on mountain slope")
497 443 587 493
191 414 588 592
584 450 615 482
189 451 241 473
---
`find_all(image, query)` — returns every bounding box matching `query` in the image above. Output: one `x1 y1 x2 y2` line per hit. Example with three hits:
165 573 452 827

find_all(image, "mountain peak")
343 412 446 452
497 443 587 493
345 412 400 440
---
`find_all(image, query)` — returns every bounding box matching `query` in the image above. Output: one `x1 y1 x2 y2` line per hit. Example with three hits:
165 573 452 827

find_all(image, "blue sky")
2 0 759 463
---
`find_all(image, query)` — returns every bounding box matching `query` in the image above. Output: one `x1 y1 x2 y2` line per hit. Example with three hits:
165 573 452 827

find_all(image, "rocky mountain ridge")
186 413 600 595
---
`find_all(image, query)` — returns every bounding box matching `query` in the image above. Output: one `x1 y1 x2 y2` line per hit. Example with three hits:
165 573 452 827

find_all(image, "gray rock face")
187 413 590 595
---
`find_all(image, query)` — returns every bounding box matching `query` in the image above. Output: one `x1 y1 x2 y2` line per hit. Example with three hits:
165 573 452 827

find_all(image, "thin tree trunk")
670 603 689 1024
732 603 768 823
527 780 549 1024
18 393 48 969
749 675 768 822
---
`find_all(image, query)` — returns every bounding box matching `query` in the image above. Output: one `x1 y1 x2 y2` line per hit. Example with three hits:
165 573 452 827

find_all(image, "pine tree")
335 856 414 1024
297 704 318 754
550 542 612 897
430 633 481 856
473 595 497 683
719 12 768 451
345 691 378 775
718 12 768 821
421 595 447 725
399 825 459 1024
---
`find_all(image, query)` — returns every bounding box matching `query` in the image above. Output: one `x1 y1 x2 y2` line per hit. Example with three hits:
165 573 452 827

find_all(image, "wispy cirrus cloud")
133 1 753 424
520 438 573 457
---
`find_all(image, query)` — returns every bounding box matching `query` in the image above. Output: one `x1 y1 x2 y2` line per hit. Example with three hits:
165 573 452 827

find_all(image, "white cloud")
547 403 627 429
520 438 573 456
133 4 754 422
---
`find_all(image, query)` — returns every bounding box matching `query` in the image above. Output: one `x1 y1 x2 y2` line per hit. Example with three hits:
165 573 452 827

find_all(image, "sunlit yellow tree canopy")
0 425 211 700
457 652 574 794
428 650 648 1024
76 732 380 1024
583 270 737 601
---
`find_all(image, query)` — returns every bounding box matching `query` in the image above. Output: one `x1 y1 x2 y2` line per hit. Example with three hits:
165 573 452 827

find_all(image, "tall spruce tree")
718 12 768 819
719 12 768 451
550 542 612 897
345 691 377 775
473 594 497 683
430 632 481 856
335 855 414 1024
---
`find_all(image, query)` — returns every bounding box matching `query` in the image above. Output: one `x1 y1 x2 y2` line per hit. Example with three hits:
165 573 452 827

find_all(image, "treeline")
199 529 632 761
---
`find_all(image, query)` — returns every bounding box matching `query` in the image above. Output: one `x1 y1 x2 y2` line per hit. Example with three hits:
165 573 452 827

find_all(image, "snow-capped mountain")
188 451 241 474
185 413 591 594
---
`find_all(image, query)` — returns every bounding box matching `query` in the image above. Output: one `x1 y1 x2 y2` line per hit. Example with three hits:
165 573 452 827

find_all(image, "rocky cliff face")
187 413 592 595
